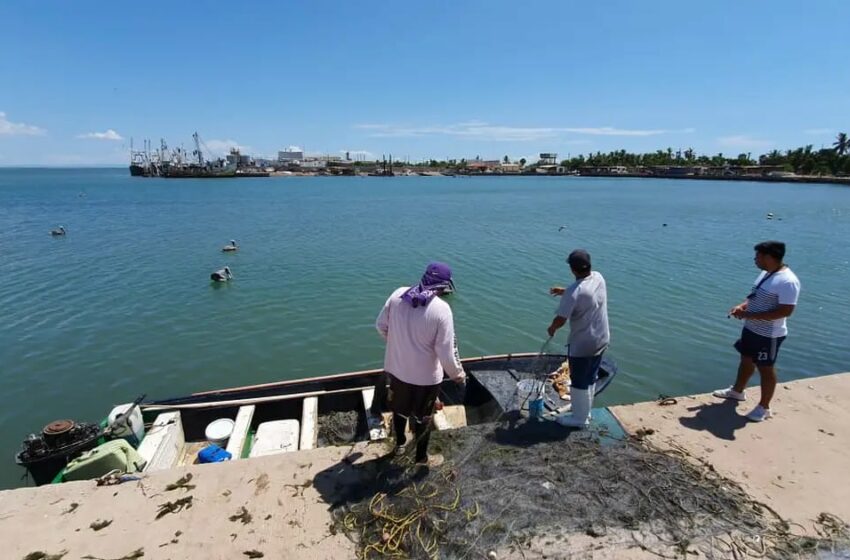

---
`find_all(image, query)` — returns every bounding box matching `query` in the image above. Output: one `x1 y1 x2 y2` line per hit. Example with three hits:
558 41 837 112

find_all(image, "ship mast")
193 132 204 166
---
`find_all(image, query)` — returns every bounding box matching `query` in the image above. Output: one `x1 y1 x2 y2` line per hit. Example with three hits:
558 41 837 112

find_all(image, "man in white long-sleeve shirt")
376 262 466 467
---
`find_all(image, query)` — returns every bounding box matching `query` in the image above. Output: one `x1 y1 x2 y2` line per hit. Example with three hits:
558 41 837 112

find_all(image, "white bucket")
516 379 546 410
108 404 145 445
205 418 235 447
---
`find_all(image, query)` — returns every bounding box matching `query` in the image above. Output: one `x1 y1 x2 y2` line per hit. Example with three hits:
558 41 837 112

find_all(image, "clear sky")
1 0 848 165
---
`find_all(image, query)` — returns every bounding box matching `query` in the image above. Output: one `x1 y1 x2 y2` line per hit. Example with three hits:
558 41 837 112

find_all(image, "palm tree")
834 132 849 156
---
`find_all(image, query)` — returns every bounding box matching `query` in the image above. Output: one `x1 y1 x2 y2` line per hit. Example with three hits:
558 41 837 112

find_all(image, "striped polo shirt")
744 267 801 338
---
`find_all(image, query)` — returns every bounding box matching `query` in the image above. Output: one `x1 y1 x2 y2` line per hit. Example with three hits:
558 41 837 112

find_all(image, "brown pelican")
222 240 238 252
211 266 233 282
50 226 66 236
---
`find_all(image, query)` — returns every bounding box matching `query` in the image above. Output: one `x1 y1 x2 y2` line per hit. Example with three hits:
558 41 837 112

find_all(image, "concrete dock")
610 371 850 537
2 372 848 559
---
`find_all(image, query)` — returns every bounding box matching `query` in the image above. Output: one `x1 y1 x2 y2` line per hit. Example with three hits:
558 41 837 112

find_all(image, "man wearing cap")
376 262 466 467
547 249 610 428
714 241 801 422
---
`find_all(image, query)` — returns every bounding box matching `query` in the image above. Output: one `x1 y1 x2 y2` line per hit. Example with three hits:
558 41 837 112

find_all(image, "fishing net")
331 418 850 559
318 410 362 447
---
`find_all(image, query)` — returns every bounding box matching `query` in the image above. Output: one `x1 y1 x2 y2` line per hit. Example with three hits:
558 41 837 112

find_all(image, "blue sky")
1 0 848 165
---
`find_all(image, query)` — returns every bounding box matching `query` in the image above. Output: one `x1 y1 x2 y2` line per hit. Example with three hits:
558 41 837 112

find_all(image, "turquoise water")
2 169 849 489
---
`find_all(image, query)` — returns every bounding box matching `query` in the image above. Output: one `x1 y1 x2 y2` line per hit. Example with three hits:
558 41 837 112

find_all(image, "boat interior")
134 354 616 471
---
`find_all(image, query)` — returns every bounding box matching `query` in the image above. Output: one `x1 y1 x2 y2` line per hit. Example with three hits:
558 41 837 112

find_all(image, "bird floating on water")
766 212 774 220
50 226 66 236
222 240 238 252
558 225 567 232
211 266 233 282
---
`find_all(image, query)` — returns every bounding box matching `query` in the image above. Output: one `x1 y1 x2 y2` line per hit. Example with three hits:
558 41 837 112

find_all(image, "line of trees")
560 133 850 176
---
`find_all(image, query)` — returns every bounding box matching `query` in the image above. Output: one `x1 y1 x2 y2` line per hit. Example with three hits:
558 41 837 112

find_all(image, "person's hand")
729 305 746 319
550 286 565 296
547 324 558 337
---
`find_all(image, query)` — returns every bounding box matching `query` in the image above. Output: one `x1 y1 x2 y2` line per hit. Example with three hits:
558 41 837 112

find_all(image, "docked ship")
128 133 239 178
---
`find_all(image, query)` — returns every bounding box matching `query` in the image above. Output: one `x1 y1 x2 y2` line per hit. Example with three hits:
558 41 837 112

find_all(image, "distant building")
466 160 501 173
580 165 628 175
536 164 566 174
227 149 252 167
278 146 304 163
539 153 558 165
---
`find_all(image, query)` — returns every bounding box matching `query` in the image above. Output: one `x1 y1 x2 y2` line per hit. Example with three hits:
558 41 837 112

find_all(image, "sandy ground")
1 442 389 560
610 372 850 536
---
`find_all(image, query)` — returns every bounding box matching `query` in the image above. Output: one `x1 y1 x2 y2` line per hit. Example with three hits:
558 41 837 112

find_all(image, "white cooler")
250 420 300 458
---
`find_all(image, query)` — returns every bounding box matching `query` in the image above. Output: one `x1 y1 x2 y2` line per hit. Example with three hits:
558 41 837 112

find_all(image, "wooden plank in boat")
138 411 184 473
226 405 255 458
300 397 318 450
362 388 388 440
178 441 208 467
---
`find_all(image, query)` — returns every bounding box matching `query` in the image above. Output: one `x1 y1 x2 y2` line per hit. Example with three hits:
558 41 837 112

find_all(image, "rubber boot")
556 383 595 428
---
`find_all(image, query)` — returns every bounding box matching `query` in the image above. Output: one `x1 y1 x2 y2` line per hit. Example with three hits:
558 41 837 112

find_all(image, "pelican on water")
211 266 233 282
50 226 66 236
222 240 239 252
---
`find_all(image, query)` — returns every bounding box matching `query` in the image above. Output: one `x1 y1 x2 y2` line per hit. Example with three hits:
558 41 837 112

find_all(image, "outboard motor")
16 419 102 485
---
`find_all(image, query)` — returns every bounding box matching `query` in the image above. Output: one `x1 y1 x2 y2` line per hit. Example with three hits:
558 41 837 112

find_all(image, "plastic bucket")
516 379 546 411
205 418 235 447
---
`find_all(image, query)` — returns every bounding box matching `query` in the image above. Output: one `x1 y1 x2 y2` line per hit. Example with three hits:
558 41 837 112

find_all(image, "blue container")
198 444 232 464
529 398 545 419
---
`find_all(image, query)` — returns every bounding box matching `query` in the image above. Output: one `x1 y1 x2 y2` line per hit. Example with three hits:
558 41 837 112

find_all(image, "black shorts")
734 327 785 366
388 374 440 421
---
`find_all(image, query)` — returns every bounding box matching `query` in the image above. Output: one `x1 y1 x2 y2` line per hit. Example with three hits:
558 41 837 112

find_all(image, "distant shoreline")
2 167 848 187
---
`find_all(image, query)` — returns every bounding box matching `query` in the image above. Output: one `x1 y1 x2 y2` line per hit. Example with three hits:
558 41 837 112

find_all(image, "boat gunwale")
178 352 555 399
142 353 617 410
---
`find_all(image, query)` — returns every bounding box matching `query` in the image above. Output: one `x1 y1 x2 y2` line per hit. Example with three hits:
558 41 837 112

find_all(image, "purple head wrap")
401 262 455 308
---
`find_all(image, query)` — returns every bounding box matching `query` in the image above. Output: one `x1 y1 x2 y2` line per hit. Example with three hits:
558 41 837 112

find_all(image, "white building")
278 146 304 163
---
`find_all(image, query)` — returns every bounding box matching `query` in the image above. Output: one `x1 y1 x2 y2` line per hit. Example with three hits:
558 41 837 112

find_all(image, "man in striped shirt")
714 241 801 422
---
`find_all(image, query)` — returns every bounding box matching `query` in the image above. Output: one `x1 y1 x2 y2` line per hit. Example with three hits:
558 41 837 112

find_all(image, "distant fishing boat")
15 353 617 485
128 133 245 178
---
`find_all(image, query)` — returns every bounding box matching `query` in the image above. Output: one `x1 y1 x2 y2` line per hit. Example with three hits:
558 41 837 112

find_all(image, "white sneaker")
712 387 746 401
746 405 773 422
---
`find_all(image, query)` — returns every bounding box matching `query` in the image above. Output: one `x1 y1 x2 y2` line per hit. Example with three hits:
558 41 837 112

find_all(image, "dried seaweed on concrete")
164 473 195 492
89 519 112 531
229 506 253 524
155 496 193 520
23 552 67 560
81 550 144 560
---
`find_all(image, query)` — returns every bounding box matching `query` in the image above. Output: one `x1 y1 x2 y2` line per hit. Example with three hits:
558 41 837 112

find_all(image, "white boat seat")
226 405 255 459
300 397 318 450
361 387 388 440
250 420 300 457
138 412 184 472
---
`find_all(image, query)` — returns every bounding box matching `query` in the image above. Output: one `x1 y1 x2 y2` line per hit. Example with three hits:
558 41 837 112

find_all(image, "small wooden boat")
16 353 617 485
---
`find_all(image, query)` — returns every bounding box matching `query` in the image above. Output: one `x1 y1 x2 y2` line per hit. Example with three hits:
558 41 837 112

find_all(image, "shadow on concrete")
678 399 749 441
312 449 428 511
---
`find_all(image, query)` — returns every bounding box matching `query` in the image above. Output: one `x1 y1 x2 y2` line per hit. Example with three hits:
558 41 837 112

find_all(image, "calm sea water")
1 169 849 489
